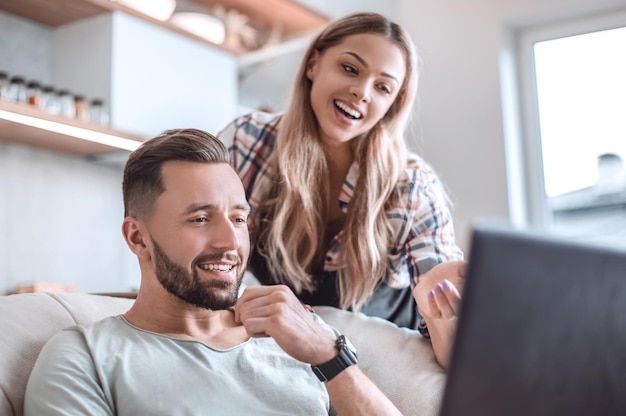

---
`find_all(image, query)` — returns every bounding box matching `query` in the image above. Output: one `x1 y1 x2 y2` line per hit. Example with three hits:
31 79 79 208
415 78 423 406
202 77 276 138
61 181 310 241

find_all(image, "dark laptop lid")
440 222 626 416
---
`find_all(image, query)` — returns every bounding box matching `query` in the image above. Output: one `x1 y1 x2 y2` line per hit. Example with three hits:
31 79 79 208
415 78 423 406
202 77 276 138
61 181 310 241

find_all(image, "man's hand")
236 286 403 415
413 260 467 368
234 285 336 365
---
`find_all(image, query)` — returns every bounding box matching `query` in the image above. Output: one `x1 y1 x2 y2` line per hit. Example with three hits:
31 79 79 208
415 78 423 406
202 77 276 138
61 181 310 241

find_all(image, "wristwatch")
311 335 358 382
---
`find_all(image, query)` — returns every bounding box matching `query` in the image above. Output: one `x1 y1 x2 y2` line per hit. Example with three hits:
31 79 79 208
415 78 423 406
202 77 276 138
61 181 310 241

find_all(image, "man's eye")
234 216 248 224
193 217 208 223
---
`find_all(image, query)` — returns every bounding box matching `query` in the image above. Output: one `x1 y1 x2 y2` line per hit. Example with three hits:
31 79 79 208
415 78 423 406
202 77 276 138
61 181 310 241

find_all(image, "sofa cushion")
316 306 446 415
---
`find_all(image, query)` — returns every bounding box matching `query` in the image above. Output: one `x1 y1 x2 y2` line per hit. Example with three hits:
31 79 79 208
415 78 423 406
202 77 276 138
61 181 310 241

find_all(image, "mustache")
193 252 242 267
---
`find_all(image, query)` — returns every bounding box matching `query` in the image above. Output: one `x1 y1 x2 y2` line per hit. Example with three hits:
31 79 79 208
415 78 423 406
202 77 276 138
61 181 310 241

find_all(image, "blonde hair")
256 12 419 311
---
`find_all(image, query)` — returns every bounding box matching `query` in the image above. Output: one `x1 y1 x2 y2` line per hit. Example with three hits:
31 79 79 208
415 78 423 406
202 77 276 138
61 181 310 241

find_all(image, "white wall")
396 0 626 251
52 13 112 111
0 141 140 294
0 12 51 83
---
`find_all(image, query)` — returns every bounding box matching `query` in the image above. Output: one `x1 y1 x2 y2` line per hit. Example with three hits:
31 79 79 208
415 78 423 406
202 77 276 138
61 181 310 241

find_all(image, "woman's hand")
414 261 466 319
413 260 467 368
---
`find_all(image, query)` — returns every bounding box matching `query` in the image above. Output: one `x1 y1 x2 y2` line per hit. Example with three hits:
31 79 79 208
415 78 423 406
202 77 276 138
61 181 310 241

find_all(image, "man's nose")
209 217 240 250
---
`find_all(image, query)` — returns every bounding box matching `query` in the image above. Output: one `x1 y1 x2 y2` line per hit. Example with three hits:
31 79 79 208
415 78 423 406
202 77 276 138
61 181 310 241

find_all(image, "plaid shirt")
219 112 464 291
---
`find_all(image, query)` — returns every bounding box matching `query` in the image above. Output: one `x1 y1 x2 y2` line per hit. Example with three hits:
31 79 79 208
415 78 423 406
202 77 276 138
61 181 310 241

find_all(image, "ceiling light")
114 0 177 21
169 12 226 44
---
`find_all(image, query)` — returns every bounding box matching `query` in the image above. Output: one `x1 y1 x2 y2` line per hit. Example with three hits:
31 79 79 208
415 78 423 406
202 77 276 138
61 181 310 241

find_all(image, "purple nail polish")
435 284 444 296
443 279 454 293
429 290 435 300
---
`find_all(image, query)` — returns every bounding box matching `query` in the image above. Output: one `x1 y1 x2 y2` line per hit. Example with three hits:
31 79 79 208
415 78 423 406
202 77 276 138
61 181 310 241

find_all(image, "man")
24 128 402 415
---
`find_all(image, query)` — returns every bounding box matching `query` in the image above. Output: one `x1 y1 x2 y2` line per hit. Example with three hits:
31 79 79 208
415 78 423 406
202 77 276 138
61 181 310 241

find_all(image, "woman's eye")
378 84 392 94
342 64 357 75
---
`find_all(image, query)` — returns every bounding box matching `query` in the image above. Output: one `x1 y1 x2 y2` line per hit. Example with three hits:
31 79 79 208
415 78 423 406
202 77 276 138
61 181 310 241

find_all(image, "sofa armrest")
0 292 133 416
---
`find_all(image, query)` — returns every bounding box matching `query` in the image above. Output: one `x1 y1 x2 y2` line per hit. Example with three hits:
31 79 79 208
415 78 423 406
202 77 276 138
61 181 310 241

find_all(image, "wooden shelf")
0 0 328 56
193 0 327 38
0 0 106 26
0 101 145 156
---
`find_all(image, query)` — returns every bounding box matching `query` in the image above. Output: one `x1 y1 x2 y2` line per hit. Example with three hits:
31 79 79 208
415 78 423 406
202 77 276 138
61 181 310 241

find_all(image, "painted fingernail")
429 290 435 300
435 284 444 296
443 279 454 293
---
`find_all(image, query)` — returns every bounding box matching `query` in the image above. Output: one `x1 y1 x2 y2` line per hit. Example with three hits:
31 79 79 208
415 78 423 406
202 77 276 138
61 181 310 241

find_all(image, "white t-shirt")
24 314 337 415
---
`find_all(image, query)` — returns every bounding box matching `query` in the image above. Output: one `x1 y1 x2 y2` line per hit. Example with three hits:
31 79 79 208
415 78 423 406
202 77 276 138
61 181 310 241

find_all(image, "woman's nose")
350 81 371 103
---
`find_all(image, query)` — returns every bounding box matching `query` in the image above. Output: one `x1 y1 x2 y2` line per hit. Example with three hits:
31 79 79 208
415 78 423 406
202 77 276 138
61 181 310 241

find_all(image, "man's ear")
306 50 320 81
122 217 149 258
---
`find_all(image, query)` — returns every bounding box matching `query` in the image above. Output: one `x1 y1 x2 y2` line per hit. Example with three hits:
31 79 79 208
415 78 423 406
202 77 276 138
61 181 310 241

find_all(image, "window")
535 27 626 198
511 8 626 248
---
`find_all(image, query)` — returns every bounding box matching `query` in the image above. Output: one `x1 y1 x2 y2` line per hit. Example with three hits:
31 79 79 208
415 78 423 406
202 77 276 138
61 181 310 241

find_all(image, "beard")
151 238 244 310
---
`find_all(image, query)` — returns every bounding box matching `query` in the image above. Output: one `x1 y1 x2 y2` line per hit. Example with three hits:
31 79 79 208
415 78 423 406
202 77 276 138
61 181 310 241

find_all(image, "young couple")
25 12 464 415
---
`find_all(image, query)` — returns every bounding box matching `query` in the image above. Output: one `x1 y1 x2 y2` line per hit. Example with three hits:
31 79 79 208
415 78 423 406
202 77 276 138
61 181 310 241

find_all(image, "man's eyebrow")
183 203 251 214
235 203 252 213
341 51 400 84
183 203 213 215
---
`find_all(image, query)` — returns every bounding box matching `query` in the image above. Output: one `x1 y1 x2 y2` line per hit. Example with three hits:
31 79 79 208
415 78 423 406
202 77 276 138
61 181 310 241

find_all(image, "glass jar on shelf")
41 85 60 115
57 89 75 118
26 81 43 108
74 94 89 121
89 98 110 125
0 71 10 101
8 76 27 103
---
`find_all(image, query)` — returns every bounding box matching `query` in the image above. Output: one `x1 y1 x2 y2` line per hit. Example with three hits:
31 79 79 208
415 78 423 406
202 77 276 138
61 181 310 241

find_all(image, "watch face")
343 336 357 356
339 335 357 360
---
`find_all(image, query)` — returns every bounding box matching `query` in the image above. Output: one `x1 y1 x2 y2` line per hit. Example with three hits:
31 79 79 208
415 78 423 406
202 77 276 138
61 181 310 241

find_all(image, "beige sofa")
0 292 446 416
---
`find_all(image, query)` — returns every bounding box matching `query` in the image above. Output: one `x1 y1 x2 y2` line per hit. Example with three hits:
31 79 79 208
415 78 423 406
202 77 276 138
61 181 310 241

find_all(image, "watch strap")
311 335 358 382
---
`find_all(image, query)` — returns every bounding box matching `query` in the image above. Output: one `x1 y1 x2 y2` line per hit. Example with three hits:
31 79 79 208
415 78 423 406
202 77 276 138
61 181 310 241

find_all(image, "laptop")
440 222 626 416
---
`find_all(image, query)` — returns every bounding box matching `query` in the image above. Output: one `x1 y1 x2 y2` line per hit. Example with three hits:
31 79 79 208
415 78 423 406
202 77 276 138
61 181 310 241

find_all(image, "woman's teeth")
334 101 362 119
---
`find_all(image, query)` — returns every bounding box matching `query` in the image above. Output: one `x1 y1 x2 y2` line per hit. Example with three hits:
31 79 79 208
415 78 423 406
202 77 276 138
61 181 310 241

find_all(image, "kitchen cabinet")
52 11 239 139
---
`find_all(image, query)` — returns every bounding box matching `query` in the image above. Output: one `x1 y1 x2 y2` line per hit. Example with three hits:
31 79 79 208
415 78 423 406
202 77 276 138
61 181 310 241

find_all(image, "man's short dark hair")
122 128 230 218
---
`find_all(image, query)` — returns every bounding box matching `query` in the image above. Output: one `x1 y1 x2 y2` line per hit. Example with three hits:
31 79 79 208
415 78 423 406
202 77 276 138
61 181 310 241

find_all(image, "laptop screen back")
440 223 626 416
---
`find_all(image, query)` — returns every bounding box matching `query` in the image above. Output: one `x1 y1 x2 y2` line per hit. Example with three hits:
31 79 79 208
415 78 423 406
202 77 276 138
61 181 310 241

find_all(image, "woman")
219 12 464 367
